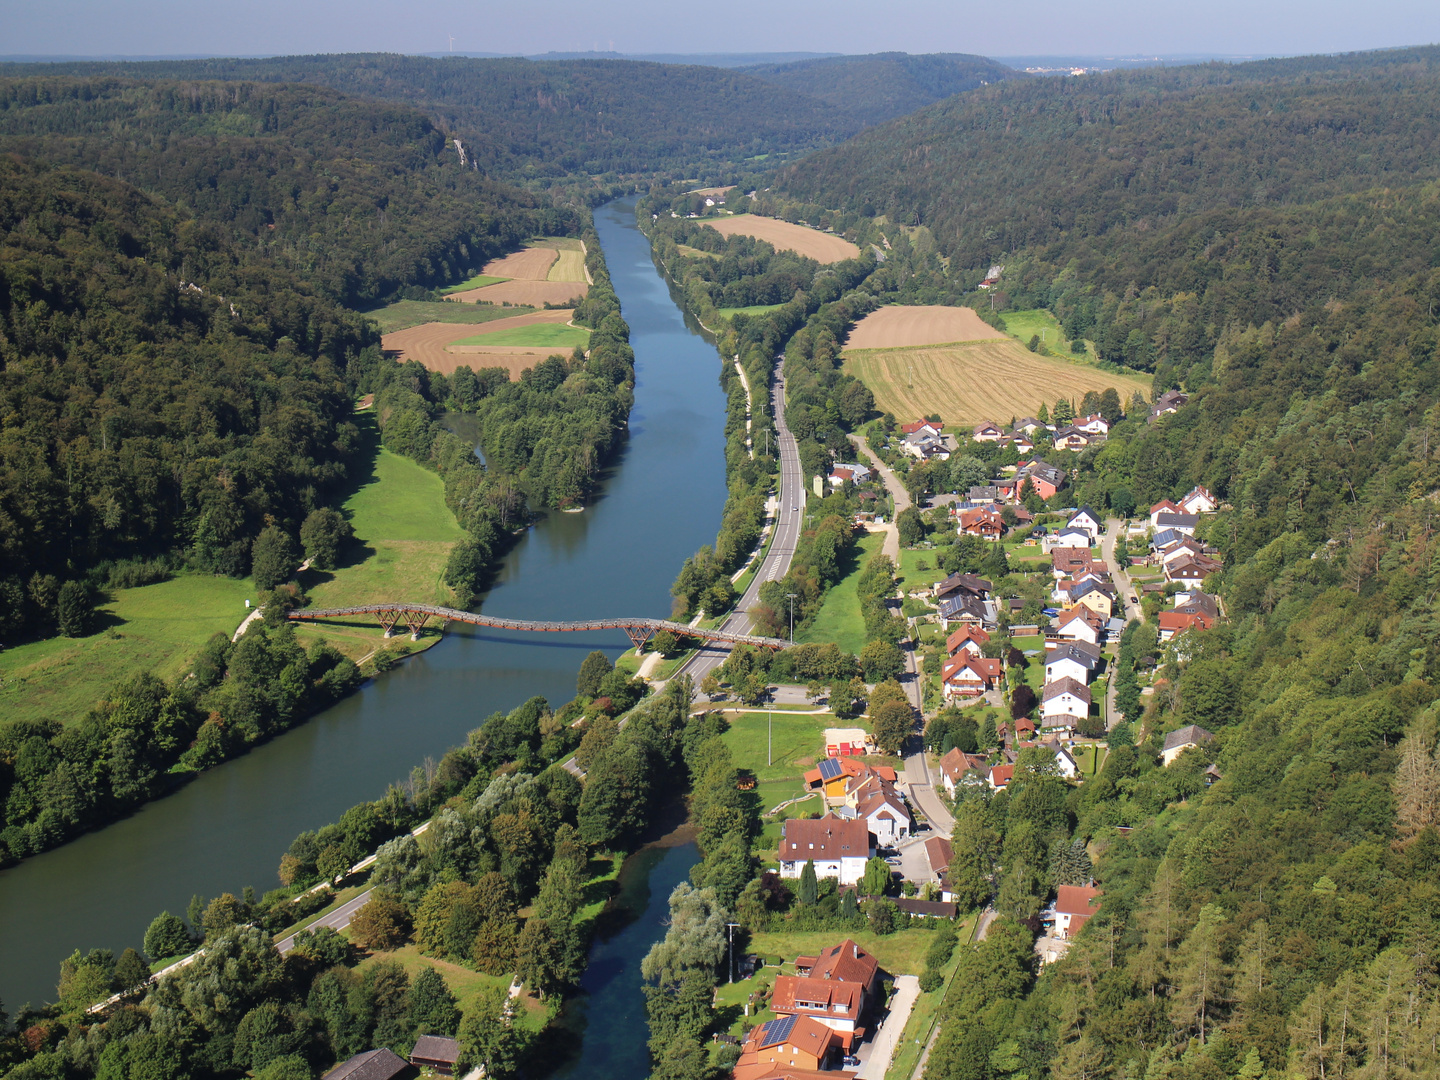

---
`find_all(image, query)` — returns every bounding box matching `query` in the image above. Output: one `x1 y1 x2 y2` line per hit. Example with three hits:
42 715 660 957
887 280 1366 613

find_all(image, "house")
934 572 992 602
1069 580 1114 619
1161 724 1216 766
1174 591 1220 621
1016 459 1065 500
410 1037 461 1078
900 419 943 438
1042 677 1092 722
946 625 991 657
924 836 953 884
1067 507 1103 540
1074 413 1110 435
1045 643 1100 685
987 764 1015 790
957 505 1005 541
1043 527 1096 553
1154 512 1199 536
1014 416 1047 435
894 897 959 919
848 775 912 845
828 463 873 487
1159 538 1207 566
735 1014 844 1079
774 940 884 1045
901 430 949 460
1053 606 1105 646
1012 716 1036 740
1180 484 1217 514
1052 885 1103 938
937 592 992 629
937 748 989 796
942 653 1004 698
1148 500 1183 528
1158 609 1215 642
1051 547 1099 580
1052 745 1080 779
972 420 1005 442
1165 557 1221 589
804 758 898 801
322 1050 413 1080
1149 390 1188 421
778 815 872 885
1051 425 1098 452
968 484 1003 503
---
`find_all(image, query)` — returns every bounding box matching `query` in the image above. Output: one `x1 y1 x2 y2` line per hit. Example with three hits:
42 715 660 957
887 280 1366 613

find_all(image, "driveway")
856 975 921 1079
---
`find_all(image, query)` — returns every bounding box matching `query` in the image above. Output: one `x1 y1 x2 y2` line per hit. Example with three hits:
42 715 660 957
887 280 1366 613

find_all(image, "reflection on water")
0 198 729 1009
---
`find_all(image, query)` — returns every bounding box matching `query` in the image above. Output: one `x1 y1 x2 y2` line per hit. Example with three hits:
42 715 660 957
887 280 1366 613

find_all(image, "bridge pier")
622 626 655 653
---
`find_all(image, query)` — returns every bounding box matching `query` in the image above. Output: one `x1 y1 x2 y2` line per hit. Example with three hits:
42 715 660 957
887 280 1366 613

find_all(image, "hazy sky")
3 0 1438 60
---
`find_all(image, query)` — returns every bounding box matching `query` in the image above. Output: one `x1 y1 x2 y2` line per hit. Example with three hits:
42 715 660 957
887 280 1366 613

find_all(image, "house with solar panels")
732 1014 844 1078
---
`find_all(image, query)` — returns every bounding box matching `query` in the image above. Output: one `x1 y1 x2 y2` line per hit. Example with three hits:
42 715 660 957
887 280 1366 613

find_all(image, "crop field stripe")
451 324 590 348
702 214 860 263
547 249 588 283
842 341 1152 426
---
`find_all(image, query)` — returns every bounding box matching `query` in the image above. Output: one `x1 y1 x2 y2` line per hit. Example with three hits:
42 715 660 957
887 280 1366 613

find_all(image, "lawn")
439 273 509 294
718 304 785 319
294 423 467 660
677 244 719 260
746 927 946 977
451 323 590 349
364 300 534 334
842 340 1150 428
898 548 947 593
797 530 886 655
356 945 548 1030
999 308 1071 351
721 710 836 788
884 916 976 1080
0 573 255 728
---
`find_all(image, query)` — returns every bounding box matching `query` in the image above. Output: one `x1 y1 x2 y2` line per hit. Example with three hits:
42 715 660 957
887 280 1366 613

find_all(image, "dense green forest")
738 51 1024 126
0 57 864 183
0 77 557 307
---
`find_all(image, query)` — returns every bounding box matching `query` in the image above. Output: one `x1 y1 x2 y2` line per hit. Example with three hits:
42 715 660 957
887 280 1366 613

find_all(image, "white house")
1052 745 1080 779
1054 607 1103 646
1180 485 1217 514
849 778 912 846
778 815 872 885
1043 527 1095 552
1042 677 1092 721
1074 414 1110 436
972 421 1005 442
1161 724 1216 766
1045 643 1099 685
1148 500 1183 528
1154 512 1199 536
1066 507 1103 541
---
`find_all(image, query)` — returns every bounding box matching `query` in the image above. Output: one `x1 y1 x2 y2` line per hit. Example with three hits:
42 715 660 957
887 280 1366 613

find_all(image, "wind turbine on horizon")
448 34 455 53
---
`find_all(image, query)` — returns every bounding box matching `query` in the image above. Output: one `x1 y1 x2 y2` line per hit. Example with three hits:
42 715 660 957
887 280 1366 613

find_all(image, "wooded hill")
0 77 560 307
0 56 864 182
738 51 1024 127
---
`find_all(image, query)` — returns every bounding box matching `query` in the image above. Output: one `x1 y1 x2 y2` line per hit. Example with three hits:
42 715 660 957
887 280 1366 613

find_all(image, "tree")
651 630 678 656
871 700 915 755
1053 397 1075 424
798 860 819 905
348 891 412 951
251 526 299 590
897 507 927 546
57 948 115 1011
144 912 193 961
860 640 905 682
948 802 999 910
299 508 354 570
253 1056 314 1080
867 898 899 935
408 966 460 1037
56 580 94 637
577 650 612 697
114 947 150 993
458 988 522 1080
862 857 893 897
201 893 247 937
640 883 729 988
1169 903 1230 1042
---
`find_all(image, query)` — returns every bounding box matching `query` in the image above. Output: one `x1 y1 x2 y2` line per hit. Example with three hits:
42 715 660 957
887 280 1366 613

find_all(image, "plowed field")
845 305 1008 349
842 340 1151 427
382 309 577 377
480 247 556 280
702 215 860 263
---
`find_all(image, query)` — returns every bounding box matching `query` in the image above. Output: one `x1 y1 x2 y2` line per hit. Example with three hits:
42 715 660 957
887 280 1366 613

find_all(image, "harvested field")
547 247 588 283
842 340 1152 427
702 214 860 264
479 246 556 280
366 300 535 334
382 309 577 377
688 185 736 198
452 323 589 349
445 280 587 305
845 305 1008 349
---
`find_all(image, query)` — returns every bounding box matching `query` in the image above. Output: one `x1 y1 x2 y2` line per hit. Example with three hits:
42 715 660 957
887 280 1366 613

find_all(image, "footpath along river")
0 199 728 1010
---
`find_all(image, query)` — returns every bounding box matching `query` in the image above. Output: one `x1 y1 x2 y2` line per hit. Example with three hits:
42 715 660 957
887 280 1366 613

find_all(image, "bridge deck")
287 604 791 650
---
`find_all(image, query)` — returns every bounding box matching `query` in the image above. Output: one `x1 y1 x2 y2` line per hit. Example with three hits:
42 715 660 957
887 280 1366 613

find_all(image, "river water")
0 199 726 1010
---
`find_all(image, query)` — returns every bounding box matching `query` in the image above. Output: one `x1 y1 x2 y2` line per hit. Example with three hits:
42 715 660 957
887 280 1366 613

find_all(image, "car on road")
1130 594 1138 604
844 1056 860 1068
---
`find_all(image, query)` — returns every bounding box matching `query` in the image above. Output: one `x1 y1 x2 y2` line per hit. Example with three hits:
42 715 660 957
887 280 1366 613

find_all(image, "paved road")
274 889 375 955
1098 517 1140 729
676 358 805 688
857 974 920 1079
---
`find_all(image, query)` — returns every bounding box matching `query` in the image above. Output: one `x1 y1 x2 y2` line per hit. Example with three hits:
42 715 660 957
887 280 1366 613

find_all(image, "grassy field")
747 927 943 977
721 710 836 786
355 945 547 1029
451 323 590 349
718 303 785 319
898 548 947 593
798 530 886 654
843 340 1151 427
364 300 533 334
885 917 975 1080
677 244 719 260
547 247 588 283
999 308 1072 351
440 274 509 295
0 574 256 727
294 426 466 660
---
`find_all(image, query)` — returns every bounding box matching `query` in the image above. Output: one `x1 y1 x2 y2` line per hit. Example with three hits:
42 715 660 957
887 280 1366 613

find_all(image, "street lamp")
786 593 798 643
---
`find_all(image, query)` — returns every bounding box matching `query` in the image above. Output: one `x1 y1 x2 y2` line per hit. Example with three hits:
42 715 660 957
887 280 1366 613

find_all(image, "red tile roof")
811 938 881 985
779 816 869 862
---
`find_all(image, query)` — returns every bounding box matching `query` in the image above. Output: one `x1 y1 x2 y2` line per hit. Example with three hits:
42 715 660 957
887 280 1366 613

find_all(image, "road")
857 974 920 1079
274 890 375 955
676 358 805 689
1098 517 1140 729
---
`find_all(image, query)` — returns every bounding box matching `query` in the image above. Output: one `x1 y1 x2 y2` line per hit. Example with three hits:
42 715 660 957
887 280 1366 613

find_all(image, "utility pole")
786 593 798 643
726 922 741 983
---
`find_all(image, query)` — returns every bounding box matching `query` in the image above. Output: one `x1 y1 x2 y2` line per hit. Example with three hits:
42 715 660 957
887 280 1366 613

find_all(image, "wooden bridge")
286 604 792 651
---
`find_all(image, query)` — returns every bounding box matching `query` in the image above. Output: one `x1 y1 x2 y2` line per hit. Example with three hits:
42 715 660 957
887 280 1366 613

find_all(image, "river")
0 199 727 1010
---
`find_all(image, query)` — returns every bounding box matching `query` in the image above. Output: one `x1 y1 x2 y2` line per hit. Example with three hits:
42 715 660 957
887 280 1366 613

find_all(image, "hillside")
739 51 1025 126
0 77 557 306
773 45 1440 268
0 55 863 180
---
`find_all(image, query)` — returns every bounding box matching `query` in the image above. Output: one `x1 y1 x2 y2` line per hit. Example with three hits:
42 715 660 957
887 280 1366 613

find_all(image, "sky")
2 0 1438 60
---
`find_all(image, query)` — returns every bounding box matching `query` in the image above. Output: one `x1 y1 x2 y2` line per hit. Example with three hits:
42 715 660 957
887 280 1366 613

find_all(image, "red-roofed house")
770 940 884 1048
946 625 991 657
778 815 872 885
1042 677 1091 722
1053 885 1103 938
1158 609 1216 642
1053 606 1104 646
972 420 1004 442
900 419 942 438
1148 500 1183 528
987 764 1015 790
957 505 1005 541
734 1014 843 1077
937 748 989 796
942 654 1004 699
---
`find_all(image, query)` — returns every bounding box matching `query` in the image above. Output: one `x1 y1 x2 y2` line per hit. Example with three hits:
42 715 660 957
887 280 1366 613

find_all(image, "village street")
1098 516 1139 729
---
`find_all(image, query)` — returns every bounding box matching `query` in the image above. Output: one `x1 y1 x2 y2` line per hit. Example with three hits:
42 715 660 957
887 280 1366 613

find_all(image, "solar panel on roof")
760 1015 796 1044
818 758 843 781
